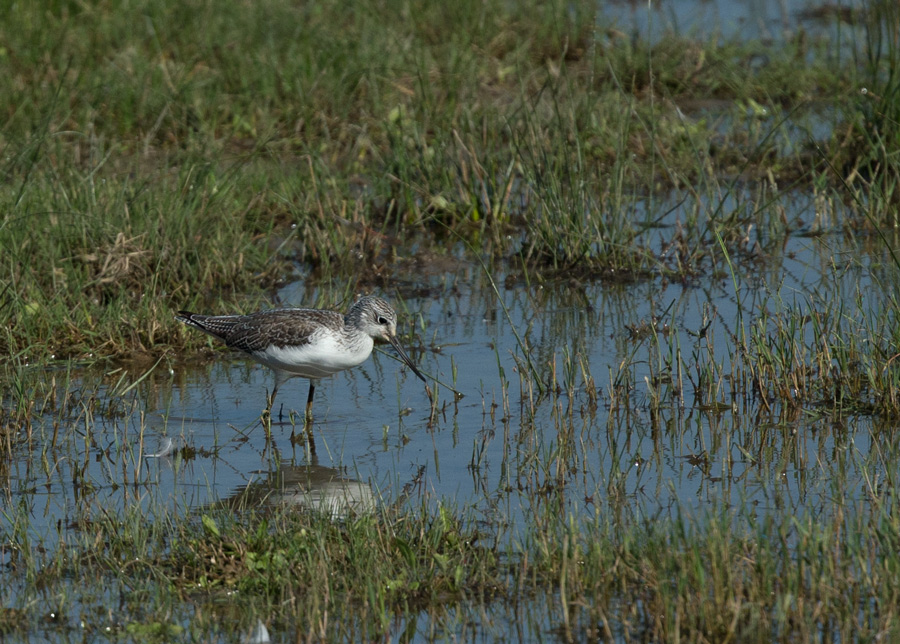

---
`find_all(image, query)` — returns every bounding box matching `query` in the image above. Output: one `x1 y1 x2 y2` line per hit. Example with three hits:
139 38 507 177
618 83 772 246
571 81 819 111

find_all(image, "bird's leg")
304 381 317 456
261 409 273 440
261 384 278 440
305 382 316 424
265 384 279 416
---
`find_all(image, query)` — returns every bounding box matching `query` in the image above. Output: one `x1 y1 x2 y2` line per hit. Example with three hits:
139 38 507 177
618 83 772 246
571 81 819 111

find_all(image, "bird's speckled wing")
177 309 345 354
225 309 345 353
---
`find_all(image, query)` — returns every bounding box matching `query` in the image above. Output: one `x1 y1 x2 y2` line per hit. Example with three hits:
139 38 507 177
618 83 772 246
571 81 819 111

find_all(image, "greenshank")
176 296 425 441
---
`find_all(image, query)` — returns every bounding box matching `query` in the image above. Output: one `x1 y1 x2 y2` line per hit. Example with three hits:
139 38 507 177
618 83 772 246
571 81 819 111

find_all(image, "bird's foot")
288 424 317 457
305 429 317 457
260 409 274 439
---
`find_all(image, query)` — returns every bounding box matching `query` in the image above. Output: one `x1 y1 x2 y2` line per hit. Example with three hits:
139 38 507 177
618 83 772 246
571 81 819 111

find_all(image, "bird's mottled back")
176 308 344 353
225 309 345 353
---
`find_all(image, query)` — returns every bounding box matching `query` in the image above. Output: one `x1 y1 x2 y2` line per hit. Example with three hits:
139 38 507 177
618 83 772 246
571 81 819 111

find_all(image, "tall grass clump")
0 149 294 362
0 0 863 365
837 0 900 225
511 84 653 276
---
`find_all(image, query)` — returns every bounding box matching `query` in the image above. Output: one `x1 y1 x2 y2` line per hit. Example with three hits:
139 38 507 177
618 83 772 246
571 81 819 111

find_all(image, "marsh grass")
4 0 900 641
4 466 899 642
837 0 900 225
0 0 859 364
4 267 900 641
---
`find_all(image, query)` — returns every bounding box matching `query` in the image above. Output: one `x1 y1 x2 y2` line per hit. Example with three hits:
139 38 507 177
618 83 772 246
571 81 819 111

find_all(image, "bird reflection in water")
219 461 377 520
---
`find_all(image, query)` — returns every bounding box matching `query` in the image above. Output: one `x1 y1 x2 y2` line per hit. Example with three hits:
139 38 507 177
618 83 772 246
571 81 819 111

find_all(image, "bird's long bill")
388 335 426 382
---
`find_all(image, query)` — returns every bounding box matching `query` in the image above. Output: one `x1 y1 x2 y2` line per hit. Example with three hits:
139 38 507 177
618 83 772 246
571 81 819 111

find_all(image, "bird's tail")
175 311 242 342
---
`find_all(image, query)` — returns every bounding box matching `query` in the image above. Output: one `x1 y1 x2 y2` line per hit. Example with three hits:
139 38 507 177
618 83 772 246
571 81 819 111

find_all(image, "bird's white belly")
252 334 374 379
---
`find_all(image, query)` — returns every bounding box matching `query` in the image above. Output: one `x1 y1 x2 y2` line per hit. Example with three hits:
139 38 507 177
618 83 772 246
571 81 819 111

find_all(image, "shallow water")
605 0 855 44
6 206 893 546
4 190 899 642
6 216 897 641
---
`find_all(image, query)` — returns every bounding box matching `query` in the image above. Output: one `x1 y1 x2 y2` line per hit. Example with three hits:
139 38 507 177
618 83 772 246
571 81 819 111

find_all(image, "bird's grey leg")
265 383 279 414
304 381 317 456
305 382 316 422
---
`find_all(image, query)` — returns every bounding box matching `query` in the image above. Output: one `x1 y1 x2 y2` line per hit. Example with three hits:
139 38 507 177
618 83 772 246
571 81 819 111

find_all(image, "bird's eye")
377 315 388 325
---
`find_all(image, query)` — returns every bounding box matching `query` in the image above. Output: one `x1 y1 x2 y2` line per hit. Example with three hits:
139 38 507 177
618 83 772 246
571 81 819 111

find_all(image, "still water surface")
7 205 889 553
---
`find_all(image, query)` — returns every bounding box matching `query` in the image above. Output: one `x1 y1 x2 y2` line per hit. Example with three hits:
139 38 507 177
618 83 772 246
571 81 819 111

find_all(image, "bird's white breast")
252 332 375 379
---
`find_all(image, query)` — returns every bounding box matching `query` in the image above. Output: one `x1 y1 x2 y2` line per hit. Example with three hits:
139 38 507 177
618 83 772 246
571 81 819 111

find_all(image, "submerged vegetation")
6 483 900 641
3 0 900 641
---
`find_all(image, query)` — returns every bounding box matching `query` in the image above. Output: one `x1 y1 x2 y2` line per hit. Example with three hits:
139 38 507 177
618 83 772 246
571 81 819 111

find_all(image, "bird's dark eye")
377 315 389 325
